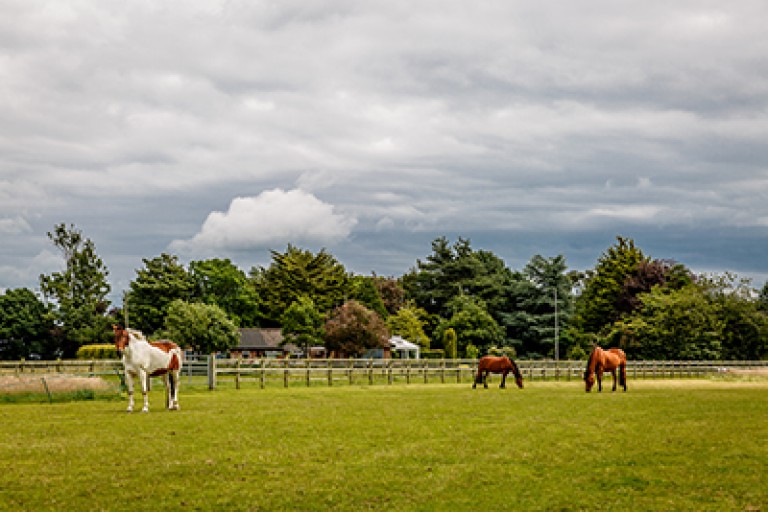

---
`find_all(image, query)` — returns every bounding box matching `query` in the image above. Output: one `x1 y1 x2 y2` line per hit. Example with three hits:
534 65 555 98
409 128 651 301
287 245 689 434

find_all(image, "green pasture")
1 379 766 511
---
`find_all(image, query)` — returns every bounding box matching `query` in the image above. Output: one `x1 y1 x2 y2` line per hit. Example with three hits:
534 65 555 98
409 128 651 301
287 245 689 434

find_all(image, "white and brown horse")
113 325 182 412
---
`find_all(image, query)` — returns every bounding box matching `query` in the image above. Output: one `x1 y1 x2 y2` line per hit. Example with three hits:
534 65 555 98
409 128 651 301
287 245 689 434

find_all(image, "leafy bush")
76 344 118 359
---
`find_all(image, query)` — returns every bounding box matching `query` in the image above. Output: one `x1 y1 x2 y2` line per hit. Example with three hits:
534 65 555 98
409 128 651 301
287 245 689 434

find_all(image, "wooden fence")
1 358 766 392
206 358 768 390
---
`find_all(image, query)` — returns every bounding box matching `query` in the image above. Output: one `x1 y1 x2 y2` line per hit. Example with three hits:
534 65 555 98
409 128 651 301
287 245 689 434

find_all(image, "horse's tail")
509 358 522 379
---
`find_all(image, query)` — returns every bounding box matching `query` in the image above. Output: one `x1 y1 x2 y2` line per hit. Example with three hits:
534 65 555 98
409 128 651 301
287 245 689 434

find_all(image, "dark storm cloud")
1 1 767 301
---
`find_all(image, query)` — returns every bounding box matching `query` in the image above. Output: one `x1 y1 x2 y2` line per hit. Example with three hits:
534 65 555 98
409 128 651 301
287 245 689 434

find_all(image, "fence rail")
1 358 766 391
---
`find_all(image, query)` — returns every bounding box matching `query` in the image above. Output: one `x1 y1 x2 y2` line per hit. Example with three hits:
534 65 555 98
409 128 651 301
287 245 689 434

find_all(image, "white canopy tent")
389 335 420 359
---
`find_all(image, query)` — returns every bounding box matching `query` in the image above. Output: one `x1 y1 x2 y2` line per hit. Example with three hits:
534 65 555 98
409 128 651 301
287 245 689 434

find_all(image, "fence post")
283 359 289 388
306 360 311 387
348 360 354 385
368 360 373 385
208 355 216 390
260 359 266 389
387 360 393 385
235 358 241 390
327 360 333 387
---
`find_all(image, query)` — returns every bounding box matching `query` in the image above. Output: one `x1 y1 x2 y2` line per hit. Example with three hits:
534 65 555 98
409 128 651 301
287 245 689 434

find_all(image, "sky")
1 1 767 306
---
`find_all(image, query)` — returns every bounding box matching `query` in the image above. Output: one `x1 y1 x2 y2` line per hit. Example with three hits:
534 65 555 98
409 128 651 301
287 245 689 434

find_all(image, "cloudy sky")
2 1 767 304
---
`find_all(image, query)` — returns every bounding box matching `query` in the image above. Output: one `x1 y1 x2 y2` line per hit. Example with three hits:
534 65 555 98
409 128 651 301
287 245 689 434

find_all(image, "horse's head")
112 325 129 352
584 372 595 392
510 359 524 389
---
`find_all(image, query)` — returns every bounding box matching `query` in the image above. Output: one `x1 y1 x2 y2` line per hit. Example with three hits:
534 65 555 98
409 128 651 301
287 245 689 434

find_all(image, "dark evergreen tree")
127 253 194 334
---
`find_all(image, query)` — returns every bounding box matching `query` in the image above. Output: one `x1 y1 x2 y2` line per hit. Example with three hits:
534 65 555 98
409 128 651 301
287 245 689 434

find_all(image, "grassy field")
1 378 766 511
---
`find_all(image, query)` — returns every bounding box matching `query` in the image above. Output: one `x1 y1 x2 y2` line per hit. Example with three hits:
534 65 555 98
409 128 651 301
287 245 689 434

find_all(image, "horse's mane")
127 328 147 341
585 346 601 374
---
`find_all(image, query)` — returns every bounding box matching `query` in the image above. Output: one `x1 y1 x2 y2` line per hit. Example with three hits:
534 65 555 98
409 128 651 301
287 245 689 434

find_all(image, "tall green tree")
323 300 389 357
443 328 457 359
250 245 349 325
701 273 768 360
39 223 111 357
348 275 387 318
281 296 325 356
436 296 503 356
574 236 648 335
523 254 573 357
612 284 723 360
0 288 54 360
127 253 194 334
403 237 513 323
758 282 768 312
161 300 239 354
189 258 262 327
386 304 430 349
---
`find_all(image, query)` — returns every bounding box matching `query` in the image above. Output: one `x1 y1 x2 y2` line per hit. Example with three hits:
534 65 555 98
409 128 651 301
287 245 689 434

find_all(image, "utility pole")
123 291 129 328
554 287 559 362
554 287 559 380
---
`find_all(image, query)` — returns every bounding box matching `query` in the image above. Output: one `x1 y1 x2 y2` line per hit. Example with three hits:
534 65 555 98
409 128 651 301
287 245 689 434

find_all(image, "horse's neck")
125 336 150 362
587 349 602 372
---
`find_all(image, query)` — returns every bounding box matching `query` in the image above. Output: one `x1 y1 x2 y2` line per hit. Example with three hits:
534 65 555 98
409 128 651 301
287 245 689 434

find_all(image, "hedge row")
76 344 118 360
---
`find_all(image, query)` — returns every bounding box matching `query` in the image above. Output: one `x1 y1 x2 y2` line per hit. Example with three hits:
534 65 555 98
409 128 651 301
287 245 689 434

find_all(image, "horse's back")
607 348 626 361
479 356 512 371
603 348 626 368
148 341 183 371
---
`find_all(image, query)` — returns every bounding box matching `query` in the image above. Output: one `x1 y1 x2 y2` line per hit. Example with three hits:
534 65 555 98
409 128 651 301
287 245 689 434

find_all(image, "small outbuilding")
232 328 296 358
389 335 420 359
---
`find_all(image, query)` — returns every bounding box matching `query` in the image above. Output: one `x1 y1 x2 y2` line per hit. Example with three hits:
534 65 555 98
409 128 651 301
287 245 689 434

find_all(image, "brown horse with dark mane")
584 346 627 392
473 356 524 389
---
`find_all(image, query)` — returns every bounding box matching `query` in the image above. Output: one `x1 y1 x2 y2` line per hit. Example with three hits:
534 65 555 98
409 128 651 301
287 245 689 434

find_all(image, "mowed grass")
1 379 766 511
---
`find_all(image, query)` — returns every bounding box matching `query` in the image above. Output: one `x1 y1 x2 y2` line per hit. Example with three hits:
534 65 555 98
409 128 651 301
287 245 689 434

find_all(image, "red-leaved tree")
324 300 389 357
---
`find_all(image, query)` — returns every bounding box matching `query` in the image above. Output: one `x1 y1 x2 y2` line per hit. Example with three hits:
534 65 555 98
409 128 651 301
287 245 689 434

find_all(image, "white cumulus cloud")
170 189 357 255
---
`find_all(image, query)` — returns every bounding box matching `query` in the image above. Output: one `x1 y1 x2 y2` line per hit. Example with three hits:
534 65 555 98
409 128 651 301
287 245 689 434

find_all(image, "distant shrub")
487 345 517 358
77 344 118 360
420 349 445 359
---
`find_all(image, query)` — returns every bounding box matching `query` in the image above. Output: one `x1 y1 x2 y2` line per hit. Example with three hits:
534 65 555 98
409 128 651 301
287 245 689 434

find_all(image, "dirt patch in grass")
725 368 768 376
0 374 113 395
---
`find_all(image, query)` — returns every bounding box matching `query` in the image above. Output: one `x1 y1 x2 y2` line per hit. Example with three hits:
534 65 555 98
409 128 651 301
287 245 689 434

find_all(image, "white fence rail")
1 358 766 391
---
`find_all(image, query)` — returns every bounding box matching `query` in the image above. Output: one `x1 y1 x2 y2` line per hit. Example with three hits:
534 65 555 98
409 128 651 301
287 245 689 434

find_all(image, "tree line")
1 223 767 361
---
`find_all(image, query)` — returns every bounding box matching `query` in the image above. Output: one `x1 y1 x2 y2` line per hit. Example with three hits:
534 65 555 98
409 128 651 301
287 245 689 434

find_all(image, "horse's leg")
162 374 171 409
611 369 617 392
596 363 602 392
500 370 507 389
138 368 149 412
620 364 627 392
171 370 180 410
473 369 480 389
125 371 135 413
483 370 489 389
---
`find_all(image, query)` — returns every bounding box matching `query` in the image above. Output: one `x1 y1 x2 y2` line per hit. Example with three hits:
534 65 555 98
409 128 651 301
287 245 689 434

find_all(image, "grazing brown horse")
473 356 524 389
584 346 627 392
